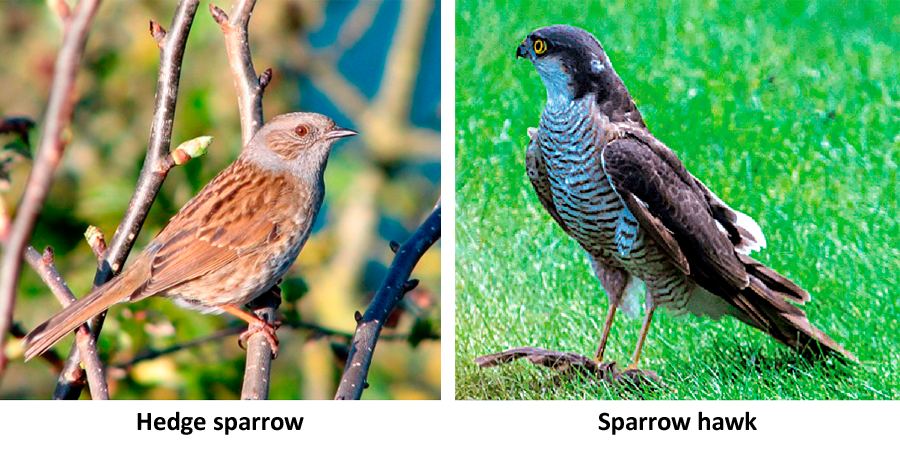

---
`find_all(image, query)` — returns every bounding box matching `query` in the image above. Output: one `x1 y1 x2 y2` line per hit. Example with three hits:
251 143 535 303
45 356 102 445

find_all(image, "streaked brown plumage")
23 112 357 361
518 25 855 366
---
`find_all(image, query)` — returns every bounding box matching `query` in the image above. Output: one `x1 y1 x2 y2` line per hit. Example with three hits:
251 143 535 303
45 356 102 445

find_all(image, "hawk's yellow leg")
594 303 618 363
624 304 656 370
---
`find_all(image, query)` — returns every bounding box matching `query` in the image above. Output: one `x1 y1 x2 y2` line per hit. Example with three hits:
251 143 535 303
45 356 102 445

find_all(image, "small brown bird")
23 112 356 360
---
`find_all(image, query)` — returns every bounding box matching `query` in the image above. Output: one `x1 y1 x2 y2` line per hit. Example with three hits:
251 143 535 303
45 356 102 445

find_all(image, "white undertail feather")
620 275 646 318
733 209 767 254
693 177 767 255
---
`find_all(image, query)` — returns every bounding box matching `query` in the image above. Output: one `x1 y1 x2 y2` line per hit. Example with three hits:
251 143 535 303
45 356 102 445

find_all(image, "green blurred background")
456 0 899 399
1 0 440 399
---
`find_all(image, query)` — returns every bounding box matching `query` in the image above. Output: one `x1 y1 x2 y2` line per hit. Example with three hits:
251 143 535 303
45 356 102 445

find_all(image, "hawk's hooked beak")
516 40 530 60
325 126 358 140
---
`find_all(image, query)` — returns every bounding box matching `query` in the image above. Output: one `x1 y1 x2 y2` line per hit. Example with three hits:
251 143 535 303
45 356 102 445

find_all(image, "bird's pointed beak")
325 126 358 140
516 41 529 60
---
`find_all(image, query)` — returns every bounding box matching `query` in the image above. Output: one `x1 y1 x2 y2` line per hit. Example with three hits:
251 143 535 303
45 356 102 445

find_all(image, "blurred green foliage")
456 0 899 399
1 0 440 399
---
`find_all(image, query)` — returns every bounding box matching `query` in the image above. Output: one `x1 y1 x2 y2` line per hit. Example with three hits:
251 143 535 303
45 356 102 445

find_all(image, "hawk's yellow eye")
534 39 547 55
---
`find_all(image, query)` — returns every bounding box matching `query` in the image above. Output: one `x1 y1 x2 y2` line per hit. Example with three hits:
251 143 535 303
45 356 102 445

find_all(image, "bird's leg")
624 304 656 371
589 259 629 364
221 305 281 357
594 302 617 363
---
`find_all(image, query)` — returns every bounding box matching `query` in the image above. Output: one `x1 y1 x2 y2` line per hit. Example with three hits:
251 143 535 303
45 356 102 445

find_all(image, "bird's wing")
525 128 571 235
601 133 856 360
128 163 296 300
600 134 749 290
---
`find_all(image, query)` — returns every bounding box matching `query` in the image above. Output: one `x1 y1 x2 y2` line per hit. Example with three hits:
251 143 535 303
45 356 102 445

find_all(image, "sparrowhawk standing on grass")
516 24 855 368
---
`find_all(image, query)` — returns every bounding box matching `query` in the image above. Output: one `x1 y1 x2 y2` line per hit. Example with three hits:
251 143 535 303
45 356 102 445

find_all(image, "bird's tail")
22 275 131 361
730 254 856 362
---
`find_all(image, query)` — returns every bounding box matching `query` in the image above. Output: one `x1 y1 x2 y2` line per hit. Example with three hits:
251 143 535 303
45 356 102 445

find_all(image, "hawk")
516 24 855 368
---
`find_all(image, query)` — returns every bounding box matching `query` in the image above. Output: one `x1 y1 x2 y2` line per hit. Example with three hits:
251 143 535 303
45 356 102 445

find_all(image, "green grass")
455 0 900 400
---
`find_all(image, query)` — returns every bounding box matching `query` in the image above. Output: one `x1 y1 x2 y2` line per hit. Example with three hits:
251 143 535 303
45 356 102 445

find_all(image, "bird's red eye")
295 125 309 137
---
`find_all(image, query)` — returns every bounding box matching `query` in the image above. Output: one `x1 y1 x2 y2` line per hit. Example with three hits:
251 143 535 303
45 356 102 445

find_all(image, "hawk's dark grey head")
517 25 645 125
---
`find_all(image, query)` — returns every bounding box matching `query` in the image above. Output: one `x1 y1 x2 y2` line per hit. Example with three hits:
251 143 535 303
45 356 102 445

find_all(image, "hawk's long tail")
729 254 856 362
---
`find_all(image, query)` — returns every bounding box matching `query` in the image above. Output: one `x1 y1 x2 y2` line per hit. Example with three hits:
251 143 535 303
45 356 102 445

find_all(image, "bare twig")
335 202 440 400
210 0 277 400
22 246 109 399
210 0 264 143
96 0 200 284
52 0 201 399
0 0 101 377
240 288 278 400
115 326 245 368
111 319 438 369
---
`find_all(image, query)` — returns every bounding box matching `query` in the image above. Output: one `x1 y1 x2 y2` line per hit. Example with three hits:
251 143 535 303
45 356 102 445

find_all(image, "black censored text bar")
597 411 756 435
137 411 303 435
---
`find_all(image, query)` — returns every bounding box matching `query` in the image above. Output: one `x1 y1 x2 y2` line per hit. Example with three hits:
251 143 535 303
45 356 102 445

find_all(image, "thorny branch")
0 0 102 377
335 201 441 400
52 0 201 400
210 0 277 400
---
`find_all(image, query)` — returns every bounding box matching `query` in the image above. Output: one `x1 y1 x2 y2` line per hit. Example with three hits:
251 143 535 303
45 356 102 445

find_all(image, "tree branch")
240 288 278 400
210 0 264 144
335 201 441 400
0 0 102 377
52 0 201 399
114 326 245 368
22 245 109 399
110 320 437 370
210 0 276 400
